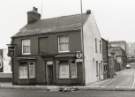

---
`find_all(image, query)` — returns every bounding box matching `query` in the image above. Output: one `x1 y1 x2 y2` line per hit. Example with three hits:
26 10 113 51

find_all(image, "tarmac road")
1 69 135 97
1 88 135 97
88 68 135 89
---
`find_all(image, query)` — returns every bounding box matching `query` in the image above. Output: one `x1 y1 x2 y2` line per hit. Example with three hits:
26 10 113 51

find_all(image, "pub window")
22 39 31 55
58 60 78 79
19 63 28 79
19 62 36 79
70 62 77 79
59 61 70 79
58 35 70 53
28 62 36 79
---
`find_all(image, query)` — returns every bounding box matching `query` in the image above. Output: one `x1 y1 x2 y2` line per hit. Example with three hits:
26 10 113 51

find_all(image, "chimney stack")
27 7 41 24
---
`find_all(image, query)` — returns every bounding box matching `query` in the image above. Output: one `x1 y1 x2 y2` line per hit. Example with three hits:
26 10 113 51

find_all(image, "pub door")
46 64 53 85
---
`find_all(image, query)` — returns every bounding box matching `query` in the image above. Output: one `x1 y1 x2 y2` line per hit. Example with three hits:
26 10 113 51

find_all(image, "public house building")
8 7 103 85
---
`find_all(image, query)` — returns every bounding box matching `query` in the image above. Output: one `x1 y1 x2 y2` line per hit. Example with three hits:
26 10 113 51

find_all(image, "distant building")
8 7 103 85
101 38 109 79
109 47 127 71
110 41 127 53
127 42 135 58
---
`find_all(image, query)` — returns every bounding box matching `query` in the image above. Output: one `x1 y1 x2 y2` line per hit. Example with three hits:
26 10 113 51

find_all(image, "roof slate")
13 13 89 37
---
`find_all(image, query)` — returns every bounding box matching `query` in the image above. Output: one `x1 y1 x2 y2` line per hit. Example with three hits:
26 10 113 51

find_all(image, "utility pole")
41 0 44 18
80 0 85 85
80 0 84 54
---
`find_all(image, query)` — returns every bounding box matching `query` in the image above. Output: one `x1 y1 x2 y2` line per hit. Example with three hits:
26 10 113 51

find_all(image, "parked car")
126 64 131 69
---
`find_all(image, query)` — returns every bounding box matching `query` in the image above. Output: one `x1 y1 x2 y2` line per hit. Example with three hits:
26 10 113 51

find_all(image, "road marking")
129 70 134 88
131 70 135 88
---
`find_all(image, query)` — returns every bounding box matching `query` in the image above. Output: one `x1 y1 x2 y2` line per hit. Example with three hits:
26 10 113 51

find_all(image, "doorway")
46 64 53 85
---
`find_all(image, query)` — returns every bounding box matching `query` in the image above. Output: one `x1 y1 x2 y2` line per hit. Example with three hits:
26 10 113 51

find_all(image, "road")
0 69 135 97
88 68 135 88
1 88 135 97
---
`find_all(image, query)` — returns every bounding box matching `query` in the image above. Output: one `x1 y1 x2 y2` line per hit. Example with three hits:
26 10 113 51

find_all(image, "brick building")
8 7 102 85
101 38 109 79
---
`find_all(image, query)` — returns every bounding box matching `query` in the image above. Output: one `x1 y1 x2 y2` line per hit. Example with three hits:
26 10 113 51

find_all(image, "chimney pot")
86 10 91 14
33 7 38 12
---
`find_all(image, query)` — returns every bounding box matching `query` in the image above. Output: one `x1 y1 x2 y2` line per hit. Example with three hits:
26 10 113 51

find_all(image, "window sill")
22 53 31 55
58 51 70 53
19 78 28 80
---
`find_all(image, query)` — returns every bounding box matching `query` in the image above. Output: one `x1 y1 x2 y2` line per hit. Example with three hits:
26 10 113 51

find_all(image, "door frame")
45 60 54 85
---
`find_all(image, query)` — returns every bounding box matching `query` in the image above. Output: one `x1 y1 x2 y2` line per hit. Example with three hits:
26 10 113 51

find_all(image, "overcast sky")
1 0 135 48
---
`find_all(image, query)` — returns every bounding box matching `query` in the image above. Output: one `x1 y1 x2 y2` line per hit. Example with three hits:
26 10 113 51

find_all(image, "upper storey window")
58 36 70 53
22 39 31 55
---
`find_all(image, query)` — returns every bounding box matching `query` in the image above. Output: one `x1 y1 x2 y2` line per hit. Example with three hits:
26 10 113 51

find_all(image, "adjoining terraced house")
8 7 103 85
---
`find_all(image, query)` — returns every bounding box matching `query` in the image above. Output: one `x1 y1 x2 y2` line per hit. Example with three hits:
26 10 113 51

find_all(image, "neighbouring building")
0 49 12 82
0 49 11 73
126 42 135 62
8 7 103 85
101 38 109 79
110 41 127 54
108 50 115 78
109 47 127 71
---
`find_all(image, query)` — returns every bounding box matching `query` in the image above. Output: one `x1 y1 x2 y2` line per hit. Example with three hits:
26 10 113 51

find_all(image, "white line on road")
131 70 135 88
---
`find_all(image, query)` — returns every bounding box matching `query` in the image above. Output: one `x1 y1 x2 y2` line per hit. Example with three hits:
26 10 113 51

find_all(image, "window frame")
59 62 70 79
28 62 36 79
19 63 28 79
18 62 36 80
58 35 70 53
58 60 78 79
22 39 31 55
95 38 97 53
70 62 77 79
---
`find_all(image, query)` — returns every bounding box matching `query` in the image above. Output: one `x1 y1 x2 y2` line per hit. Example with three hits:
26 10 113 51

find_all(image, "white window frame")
22 39 31 55
58 36 70 53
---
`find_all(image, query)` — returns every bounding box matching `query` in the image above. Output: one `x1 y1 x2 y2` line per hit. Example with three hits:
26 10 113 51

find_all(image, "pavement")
0 69 135 91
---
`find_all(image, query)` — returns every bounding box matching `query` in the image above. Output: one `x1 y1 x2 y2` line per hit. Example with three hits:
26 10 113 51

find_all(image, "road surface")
88 68 135 88
0 69 135 96
1 88 135 97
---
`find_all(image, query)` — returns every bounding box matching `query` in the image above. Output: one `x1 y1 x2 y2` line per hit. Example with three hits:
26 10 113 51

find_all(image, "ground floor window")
70 62 77 78
19 62 28 79
59 61 70 79
19 62 36 79
29 62 36 79
59 60 77 79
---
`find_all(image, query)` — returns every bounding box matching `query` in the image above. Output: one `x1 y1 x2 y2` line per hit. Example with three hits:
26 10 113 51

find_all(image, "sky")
1 0 135 48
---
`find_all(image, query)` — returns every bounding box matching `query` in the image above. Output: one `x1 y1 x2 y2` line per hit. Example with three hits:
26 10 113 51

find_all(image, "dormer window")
22 39 31 55
58 35 70 53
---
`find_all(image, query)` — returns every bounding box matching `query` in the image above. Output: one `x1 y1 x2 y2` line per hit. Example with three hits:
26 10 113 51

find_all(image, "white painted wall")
3 49 12 73
83 13 102 85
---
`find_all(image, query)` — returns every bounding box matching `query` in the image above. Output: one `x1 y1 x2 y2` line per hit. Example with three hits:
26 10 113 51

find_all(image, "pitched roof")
13 13 90 37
